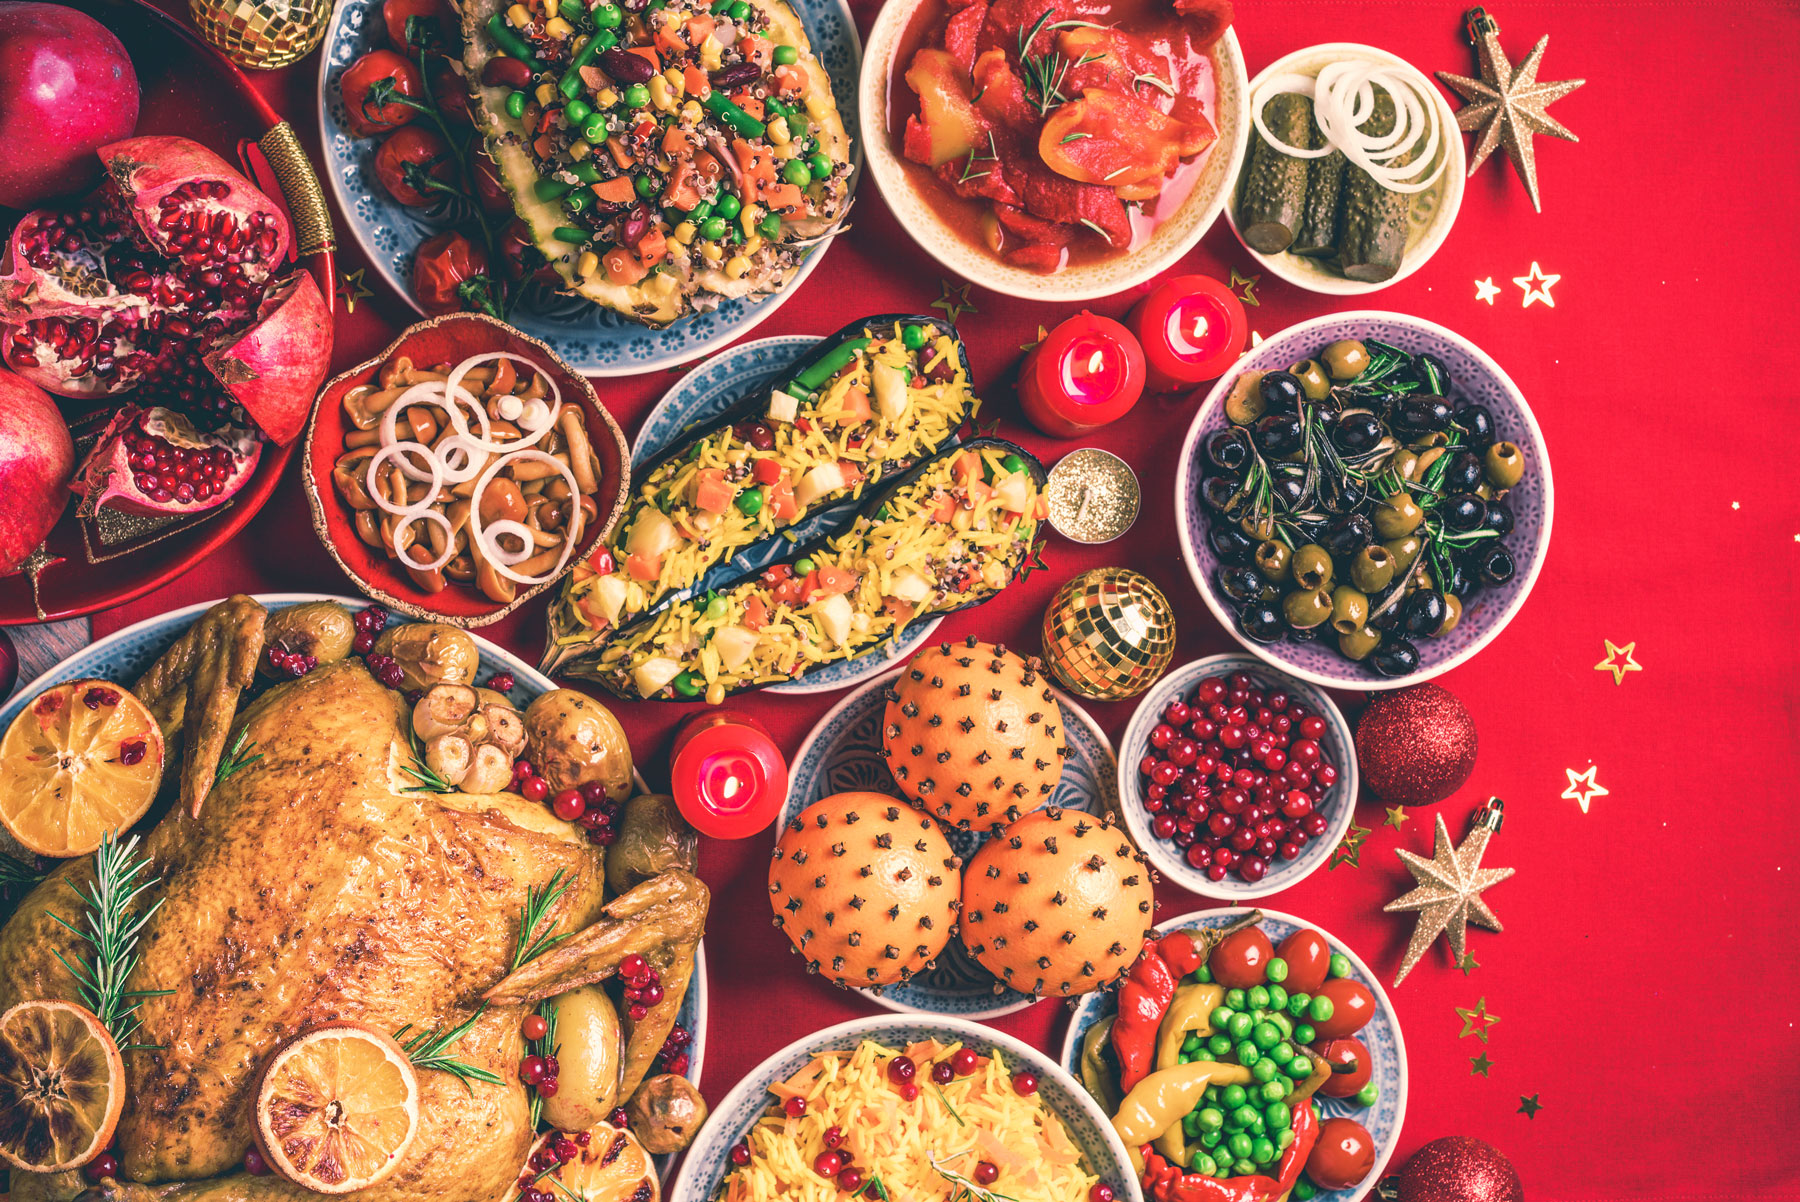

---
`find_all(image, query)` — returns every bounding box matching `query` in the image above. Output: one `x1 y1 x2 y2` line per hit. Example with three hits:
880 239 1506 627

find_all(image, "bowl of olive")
1175 312 1552 689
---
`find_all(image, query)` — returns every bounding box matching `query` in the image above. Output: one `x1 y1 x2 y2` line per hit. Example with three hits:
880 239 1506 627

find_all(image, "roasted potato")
523 689 632 802
260 602 355 676
540 985 623 1132
625 1074 708 1154
373 623 480 691
607 793 697 895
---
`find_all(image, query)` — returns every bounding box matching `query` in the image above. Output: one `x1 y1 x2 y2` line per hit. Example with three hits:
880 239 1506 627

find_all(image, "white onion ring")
1250 61 1447 194
482 518 539 566
365 440 444 518
443 353 563 455
392 507 457 572
468 448 582 586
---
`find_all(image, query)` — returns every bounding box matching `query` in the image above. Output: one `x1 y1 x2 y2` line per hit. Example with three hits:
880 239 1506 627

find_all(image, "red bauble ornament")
1354 684 1477 807
1393 1137 1522 1202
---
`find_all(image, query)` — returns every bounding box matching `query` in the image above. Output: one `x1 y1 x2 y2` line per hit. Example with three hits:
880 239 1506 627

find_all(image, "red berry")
784 1096 808 1117
950 1047 980 1076
1152 814 1177 840
490 671 516 693
931 1061 954 1084
538 1076 560 1098
838 1169 864 1193
521 777 549 802
621 953 648 980
1162 700 1191 726
731 1141 752 1166
519 1055 548 1085
87 1153 121 1182
974 1163 1000 1186
886 1055 915 1084
1149 723 1177 749
815 1152 844 1178
1239 856 1269 882
514 759 537 782
823 1126 844 1148
610 1107 631 1127
523 1014 548 1041
1011 1070 1038 1096
552 789 585 821
1090 1185 1115 1202
899 1081 919 1101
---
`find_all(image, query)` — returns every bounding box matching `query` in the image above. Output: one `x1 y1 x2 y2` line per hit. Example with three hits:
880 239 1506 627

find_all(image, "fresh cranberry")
1012 1070 1038 1096
1195 679 1225 704
1282 791 1314 818
514 759 537 782
815 1152 845 1178
1149 723 1177 749
784 1096 808 1118
838 1169 864 1192
1150 761 1179 787
1300 715 1327 739
951 1047 980 1076
931 1061 954 1084
1091 1184 1116 1202
899 1081 919 1100
1185 844 1210 869
87 1152 121 1182
609 1107 631 1128
628 1002 649 1021
1162 700 1190 726
1208 812 1235 836
887 1055 915 1084
1315 762 1339 787
1169 739 1198 767
974 1163 1000 1186
1280 841 1303 860
522 777 549 802
244 1149 270 1176
538 1076 559 1098
519 1055 548 1085
823 1126 844 1148
552 789 585 821
1239 857 1269 882
523 1014 548 1041
621 953 648 980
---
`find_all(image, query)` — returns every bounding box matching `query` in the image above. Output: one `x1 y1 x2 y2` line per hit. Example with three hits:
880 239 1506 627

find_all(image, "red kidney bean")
481 56 534 89
709 62 762 90
599 47 655 83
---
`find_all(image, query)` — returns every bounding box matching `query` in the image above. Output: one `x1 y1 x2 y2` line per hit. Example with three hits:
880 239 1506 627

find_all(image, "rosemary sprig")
511 869 571 971
527 997 561 1126
933 1082 966 1126
865 1178 890 1202
214 726 263 786
46 831 173 1051
401 729 456 794
1017 9 1073 116
1 850 44 890
1133 72 1175 96
1078 219 1114 245
930 1155 1023 1202
396 1007 504 1089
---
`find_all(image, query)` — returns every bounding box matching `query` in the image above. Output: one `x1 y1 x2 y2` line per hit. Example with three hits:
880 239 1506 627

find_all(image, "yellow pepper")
1156 983 1223 1072
1112 1061 1253 1175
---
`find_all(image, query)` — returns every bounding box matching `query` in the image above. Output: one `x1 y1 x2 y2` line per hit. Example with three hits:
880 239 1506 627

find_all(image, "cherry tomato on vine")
1276 928 1331 994
431 61 472 126
471 150 512 214
383 0 450 50
1305 1118 1375 1190
1312 977 1377 1040
1314 1036 1371 1098
339 50 423 138
497 217 557 285
374 126 456 207
1209 925 1275 989
412 231 490 315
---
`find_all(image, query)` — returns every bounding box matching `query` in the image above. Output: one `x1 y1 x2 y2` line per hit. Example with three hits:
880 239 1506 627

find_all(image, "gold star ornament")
1383 797 1515 986
931 279 977 323
1436 8 1584 212
1562 765 1609 814
1594 640 1642 685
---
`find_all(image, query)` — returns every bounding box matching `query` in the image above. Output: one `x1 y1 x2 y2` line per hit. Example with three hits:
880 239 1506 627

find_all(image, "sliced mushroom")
333 450 379 510
482 704 527 758
559 409 599 495
354 510 384 550
413 683 480 741
461 742 514 794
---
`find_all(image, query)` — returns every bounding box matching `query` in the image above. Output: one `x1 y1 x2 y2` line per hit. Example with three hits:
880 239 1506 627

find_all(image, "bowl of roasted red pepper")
1063 908 1406 1202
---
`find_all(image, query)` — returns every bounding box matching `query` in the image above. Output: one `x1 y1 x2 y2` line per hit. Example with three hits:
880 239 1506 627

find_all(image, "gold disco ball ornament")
1041 568 1176 701
190 0 330 69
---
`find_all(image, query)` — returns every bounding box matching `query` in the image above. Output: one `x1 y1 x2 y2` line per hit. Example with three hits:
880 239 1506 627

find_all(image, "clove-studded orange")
768 792 962 989
880 637 1068 834
960 807 1156 997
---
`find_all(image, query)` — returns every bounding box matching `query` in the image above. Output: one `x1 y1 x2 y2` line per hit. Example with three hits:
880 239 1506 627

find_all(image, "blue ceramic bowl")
783 667 1117 1018
1175 312 1553 690
672 1015 1142 1202
1060 908 1407 1202
1117 655 1356 901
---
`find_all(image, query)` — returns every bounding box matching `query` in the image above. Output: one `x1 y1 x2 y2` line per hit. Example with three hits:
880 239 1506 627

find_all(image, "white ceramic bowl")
1116 654 1357 899
1176 311 1554 691
1223 43 1464 296
669 1015 1142 1202
858 0 1249 301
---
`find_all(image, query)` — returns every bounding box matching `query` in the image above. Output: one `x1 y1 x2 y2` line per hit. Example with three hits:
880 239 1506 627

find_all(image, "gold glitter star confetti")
931 280 977 322
1230 269 1260 307
1470 1051 1495 1077
1513 261 1560 308
1384 805 1410 830
1329 821 1371 870
336 266 375 313
1594 639 1642 685
1436 9 1584 212
1561 765 1608 814
1457 952 1480 976
1020 324 1049 352
1455 996 1500 1042
1517 1094 1543 1119
1383 799 1514 985
1474 277 1501 304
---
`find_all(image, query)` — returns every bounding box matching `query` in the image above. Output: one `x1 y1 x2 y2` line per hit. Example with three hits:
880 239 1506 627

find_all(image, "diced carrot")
882 597 916 623
1035 494 1049 519
684 63 711 98
967 479 992 508
953 449 981 484
734 138 776 183
662 126 692 157
654 25 685 54
592 176 635 205
772 575 806 605
691 467 733 513
929 491 955 523
759 182 803 211
663 160 702 212
774 64 806 94
627 45 661 70
636 226 668 262
603 246 649 285
532 134 556 159
625 551 661 580
575 593 612 630
606 136 635 169
733 92 765 120
814 564 857 595
684 13 714 44
799 570 821 599
742 594 770 631
737 32 768 64
836 459 864 485
835 385 871 426
767 478 797 521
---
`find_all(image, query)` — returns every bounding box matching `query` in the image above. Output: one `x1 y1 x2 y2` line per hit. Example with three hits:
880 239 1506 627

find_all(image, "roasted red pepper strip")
1142 1105 1319 1202
1112 945 1179 1093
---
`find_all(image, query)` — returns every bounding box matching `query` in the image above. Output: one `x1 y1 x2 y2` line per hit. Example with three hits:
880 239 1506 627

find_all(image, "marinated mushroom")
373 623 481 691
523 689 632 801
625 1074 708 1154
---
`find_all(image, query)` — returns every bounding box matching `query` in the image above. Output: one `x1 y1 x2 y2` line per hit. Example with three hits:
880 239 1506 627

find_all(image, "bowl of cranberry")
1118 654 1357 899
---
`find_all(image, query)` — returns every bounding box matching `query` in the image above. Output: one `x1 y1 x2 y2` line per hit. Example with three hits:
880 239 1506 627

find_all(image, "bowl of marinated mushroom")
1175 311 1552 689
303 313 631 626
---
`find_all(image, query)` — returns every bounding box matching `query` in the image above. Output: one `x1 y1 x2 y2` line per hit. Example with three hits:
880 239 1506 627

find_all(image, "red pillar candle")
1127 274 1247 393
670 710 789 839
1016 311 1147 438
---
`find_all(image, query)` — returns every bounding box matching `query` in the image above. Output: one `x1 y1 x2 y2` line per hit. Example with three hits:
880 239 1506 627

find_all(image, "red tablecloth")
94 2 1800 1198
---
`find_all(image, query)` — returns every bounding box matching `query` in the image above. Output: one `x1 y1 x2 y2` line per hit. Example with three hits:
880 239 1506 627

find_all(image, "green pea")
1251 1138 1276 1165
772 42 798 65
715 193 742 219
1209 1006 1234 1030
553 226 590 243
1355 1081 1379 1107
690 199 714 221
1285 1055 1312 1079
1227 1013 1253 1041
727 0 750 19
1193 964 1213 984
1191 1153 1217 1177
704 595 728 621
781 158 812 187
1197 1107 1224 1132
734 487 764 515
1221 1085 1247 1109
1276 1126 1294 1150
1268 1041 1294 1065
1247 986 1269 1010
1199 1128 1222 1149
1268 1012 1293 1039
807 151 833 179
633 173 658 199
1264 1102 1289 1131
1208 1034 1232 1057
1191 1049 1214 1063
794 557 816 574
506 90 527 119
1223 989 1246 1010
1181 1112 1200 1137
1232 1105 1260 1130
1177 1052 1192 1065
1227 1134 1252 1161
593 1 622 24
1259 1079 1287 1104
1182 1035 1202 1054
1294 1024 1315 1044
672 671 702 697
1234 1041 1259 1067
1329 953 1352 979
758 212 783 239
1250 1058 1276 1083
1293 1179 1316 1201
624 83 650 108
1253 1022 1281 1051
1308 996 1335 1022
566 188 594 214
1264 983 1287 1010
1265 957 1288 983
1286 992 1310 1018
701 216 729 241
1234 1159 1258 1177
581 116 608 142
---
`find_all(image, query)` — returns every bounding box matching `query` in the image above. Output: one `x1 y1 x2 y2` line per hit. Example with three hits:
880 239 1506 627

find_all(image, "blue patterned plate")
634 335 942 695
1060 908 1408 1202
782 666 1118 1018
669 1014 1142 1202
0 592 707 1166
314 0 862 376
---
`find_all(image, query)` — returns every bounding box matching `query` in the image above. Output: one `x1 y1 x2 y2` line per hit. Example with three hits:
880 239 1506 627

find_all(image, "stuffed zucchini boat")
541 316 978 673
579 438 1047 701
463 0 852 325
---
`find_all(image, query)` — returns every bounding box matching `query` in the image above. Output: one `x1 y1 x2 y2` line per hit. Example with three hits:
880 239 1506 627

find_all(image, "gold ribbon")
260 122 336 258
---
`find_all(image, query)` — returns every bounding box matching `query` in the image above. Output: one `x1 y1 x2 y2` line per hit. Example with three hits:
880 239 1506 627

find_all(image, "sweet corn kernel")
673 221 697 244
507 3 532 27
803 92 830 118
772 140 796 161
742 234 764 255
705 682 726 706
648 76 674 111
597 87 619 108
767 116 791 145
700 39 722 70
664 67 686 93
701 242 723 263
682 99 704 123
576 250 599 278
724 254 752 279
574 33 590 52
739 203 761 237
535 82 556 106
545 15 574 38
569 139 592 160
538 0 555 15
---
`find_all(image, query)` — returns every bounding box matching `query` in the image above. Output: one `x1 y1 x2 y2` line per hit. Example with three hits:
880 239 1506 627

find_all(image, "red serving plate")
0 0 335 625
303 313 630 627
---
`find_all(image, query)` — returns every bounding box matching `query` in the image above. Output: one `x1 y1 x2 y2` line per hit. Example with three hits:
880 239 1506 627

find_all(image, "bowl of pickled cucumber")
1175 312 1552 689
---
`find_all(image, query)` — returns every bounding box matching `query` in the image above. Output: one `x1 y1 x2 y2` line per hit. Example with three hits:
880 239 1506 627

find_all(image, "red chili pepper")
1142 1105 1319 1202
1157 930 1207 978
1111 944 1178 1093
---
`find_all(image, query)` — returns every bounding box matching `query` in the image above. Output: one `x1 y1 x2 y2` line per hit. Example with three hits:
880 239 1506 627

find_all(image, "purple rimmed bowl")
1175 312 1553 690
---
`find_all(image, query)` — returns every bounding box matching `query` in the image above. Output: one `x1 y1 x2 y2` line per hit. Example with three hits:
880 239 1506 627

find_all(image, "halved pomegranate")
73 406 261 517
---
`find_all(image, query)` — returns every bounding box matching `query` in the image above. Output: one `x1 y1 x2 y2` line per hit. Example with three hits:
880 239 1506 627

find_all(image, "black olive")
1238 602 1284 643
1201 474 1242 514
1482 501 1514 537
1259 371 1304 412
1442 451 1483 492
1453 403 1495 448
1312 406 1340 436
1476 544 1516 586
1209 522 1257 565
1206 428 1252 473
1369 638 1421 678
1272 472 1307 509
1332 412 1383 454
1254 413 1305 457
1441 560 1475 598
1401 590 1448 636
1393 397 1452 435
1442 493 1487 531
1366 594 1404 631
1317 472 1368 515
1289 623 1321 643
1416 352 1452 396
1217 565 1264 603
1320 514 1375 558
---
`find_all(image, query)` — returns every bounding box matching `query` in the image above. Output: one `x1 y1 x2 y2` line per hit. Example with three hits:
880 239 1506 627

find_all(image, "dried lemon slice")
254 1022 421 1194
0 1000 126 1172
510 1121 659 1202
0 680 164 857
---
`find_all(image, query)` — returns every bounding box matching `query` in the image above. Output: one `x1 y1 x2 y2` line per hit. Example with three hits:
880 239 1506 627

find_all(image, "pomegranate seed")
731 1141 752 1166
119 740 147 766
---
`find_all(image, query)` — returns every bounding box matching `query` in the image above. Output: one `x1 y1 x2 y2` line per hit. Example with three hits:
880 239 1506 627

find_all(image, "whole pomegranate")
0 135 329 449
0 368 75 574
0 3 140 209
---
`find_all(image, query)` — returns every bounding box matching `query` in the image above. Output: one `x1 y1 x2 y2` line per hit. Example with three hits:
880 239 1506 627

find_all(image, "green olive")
1373 491 1424 538
1412 430 1450 450
1392 449 1421 482
1384 534 1424 574
1290 544 1334 592
1485 441 1525 488
1321 339 1369 380
1289 358 1332 401
1330 586 1368 633
1351 545 1395 592
1411 567 1435 593
1414 446 1447 477
1338 626 1382 661
1240 511 1276 542
1254 541 1291 583
1282 588 1334 629
1437 594 1463 635
1224 370 1267 425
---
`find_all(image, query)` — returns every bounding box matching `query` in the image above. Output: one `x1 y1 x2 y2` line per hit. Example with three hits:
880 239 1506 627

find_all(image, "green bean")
702 90 766 138
486 15 540 69
791 336 870 392
535 178 577 201
554 226 590 243
559 30 610 98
